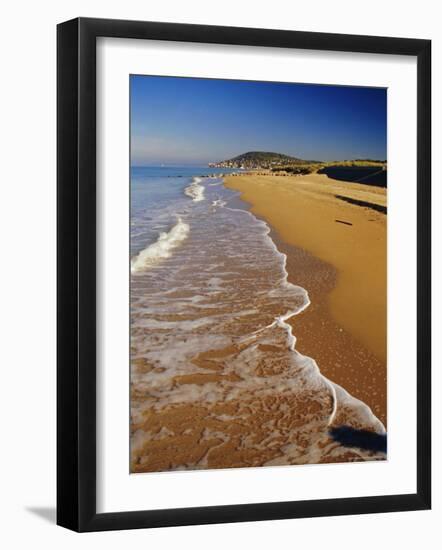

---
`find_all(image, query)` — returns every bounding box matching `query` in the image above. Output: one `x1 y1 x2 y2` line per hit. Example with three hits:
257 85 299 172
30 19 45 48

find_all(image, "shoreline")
130 171 387 473
224 173 387 426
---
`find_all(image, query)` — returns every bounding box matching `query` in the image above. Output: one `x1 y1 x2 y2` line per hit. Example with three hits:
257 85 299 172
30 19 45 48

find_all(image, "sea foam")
184 177 205 202
131 218 190 273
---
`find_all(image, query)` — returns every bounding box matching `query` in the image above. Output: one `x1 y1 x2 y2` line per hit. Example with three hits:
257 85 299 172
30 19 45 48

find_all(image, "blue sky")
130 75 387 165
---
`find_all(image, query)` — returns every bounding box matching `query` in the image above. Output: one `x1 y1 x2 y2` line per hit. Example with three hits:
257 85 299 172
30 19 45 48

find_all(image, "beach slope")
225 173 387 425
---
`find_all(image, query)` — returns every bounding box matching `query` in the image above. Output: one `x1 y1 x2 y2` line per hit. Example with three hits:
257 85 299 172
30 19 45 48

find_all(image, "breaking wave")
184 177 205 202
131 218 190 273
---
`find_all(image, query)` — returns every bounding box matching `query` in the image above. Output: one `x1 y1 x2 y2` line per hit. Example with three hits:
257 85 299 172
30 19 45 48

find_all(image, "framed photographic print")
57 17 431 531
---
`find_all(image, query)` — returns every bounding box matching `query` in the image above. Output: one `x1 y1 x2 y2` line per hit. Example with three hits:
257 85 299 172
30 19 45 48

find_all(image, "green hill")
210 151 320 169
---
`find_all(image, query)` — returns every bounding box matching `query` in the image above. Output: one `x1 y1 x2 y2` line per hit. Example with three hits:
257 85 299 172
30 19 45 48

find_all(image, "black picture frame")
57 17 431 532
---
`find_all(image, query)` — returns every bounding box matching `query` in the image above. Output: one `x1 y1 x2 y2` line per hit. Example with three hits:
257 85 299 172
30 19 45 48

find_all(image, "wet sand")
225 173 387 426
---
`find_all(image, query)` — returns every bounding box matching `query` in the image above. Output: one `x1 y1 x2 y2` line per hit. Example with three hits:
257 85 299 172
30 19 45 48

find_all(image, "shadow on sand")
319 166 387 188
329 426 387 454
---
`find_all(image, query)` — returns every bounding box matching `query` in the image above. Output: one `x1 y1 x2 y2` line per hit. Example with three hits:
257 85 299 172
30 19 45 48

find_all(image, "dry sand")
225 173 387 426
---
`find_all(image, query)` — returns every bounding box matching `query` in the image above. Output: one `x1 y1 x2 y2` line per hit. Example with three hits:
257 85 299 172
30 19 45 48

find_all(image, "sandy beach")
225 173 387 426
130 170 387 473
129 77 388 473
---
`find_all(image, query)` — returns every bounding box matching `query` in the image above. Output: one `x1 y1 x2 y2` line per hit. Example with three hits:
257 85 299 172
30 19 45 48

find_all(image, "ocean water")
130 166 385 472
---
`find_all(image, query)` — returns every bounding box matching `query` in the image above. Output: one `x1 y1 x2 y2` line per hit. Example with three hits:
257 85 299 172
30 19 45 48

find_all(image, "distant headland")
209 151 320 170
